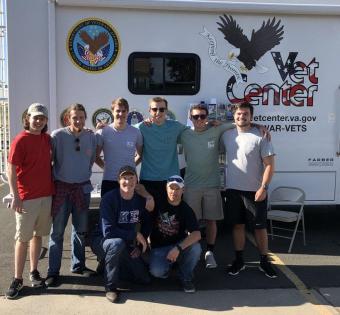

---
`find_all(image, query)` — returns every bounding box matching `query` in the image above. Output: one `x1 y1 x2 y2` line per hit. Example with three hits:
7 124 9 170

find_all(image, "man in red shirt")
5 103 54 299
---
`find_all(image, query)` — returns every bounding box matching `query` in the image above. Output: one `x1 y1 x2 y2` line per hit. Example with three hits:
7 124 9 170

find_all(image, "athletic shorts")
226 189 267 229
15 196 52 242
184 187 224 221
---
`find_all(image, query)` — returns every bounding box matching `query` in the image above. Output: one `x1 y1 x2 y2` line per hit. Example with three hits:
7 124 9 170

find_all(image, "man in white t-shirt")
95 97 143 196
220 102 277 279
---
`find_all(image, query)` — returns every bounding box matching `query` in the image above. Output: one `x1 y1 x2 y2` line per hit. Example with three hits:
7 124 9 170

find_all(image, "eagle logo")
67 18 120 73
217 15 284 72
78 31 110 65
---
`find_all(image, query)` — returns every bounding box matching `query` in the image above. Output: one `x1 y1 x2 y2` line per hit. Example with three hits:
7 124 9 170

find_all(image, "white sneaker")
205 251 217 269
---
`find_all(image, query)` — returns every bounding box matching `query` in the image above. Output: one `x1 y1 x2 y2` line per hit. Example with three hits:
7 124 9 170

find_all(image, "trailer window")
128 52 200 95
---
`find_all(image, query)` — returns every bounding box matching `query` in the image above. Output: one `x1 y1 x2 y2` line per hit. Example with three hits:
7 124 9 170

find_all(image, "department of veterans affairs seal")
67 18 120 73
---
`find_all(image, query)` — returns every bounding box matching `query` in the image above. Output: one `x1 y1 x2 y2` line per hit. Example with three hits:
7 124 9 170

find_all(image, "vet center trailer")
6 0 340 204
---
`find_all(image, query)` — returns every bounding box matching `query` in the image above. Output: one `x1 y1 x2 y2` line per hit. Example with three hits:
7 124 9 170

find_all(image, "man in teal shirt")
137 97 186 200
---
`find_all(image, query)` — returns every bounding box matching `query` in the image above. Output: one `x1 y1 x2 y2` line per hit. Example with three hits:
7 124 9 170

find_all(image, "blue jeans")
149 242 201 281
103 238 150 291
89 227 105 261
48 194 90 275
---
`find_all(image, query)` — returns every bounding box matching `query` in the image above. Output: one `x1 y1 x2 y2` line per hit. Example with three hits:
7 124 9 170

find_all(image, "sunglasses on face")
150 107 166 113
75 138 80 151
167 177 184 184
191 114 207 120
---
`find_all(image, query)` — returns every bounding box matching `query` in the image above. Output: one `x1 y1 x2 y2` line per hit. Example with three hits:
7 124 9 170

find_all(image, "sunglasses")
167 177 184 184
191 114 207 120
150 107 166 113
75 138 80 151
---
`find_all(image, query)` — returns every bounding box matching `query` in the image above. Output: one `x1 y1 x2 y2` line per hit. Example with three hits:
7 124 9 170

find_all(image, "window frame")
128 52 201 95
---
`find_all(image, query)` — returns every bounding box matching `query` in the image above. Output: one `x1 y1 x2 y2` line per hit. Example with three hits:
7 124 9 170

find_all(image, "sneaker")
259 260 278 278
72 266 96 277
105 290 119 303
227 259 245 275
182 280 196 293
29 270 44 288
45 275 59 287
205 251 217 269
5 278 23 299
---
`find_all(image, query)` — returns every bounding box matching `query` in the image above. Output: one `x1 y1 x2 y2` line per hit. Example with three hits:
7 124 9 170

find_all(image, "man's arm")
7 162 24 213
135 184 154 212
134 144 143 166
166 230 201 263
95 145 104 169
255 155 275 202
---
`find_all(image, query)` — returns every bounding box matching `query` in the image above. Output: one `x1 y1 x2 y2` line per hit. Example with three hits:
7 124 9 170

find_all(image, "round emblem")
60 109 69 127
67 18 120 73
127 111 144 126
92 108 113 128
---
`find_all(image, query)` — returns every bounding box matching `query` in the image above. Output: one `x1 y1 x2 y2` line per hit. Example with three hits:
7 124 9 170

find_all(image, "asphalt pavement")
1 183 340 315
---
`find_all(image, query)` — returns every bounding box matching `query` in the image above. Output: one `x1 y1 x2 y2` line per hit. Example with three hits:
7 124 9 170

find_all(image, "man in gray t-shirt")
220 102 277 279
46 104 98 287
95 98 143 196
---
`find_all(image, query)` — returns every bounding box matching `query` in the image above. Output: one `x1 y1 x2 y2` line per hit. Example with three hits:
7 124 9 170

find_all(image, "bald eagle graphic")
77 31 110 65
217 15 284 71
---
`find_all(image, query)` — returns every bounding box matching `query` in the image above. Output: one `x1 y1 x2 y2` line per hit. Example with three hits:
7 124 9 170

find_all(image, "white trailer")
6 0 340 204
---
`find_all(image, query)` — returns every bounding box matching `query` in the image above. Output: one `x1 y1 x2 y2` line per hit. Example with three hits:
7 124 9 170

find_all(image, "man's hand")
11 196 26 213
260 125 271 141
209 120 222 127
145 196 155 212
255 187 267 202
166 247 180 263
143 118 152 127
130 246 142 258
95 121 107 130
136 232 147 253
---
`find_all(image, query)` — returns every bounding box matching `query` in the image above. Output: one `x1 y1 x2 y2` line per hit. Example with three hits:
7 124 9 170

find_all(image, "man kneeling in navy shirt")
100 165 153 303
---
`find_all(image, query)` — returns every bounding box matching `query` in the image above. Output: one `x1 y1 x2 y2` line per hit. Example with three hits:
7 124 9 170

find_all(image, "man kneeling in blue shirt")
100 165 153 303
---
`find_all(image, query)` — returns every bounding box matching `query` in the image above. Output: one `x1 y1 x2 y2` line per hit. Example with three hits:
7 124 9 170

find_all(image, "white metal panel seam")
55 0 340 16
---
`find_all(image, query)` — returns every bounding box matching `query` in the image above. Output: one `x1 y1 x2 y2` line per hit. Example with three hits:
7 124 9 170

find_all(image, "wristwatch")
176 244 183 253
261 184 268 190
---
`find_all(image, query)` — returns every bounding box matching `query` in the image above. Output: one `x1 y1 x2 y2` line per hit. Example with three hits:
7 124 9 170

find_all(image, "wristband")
176 244 183 253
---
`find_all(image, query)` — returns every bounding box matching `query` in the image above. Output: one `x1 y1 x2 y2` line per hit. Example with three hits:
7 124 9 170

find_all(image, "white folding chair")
267 186 306 253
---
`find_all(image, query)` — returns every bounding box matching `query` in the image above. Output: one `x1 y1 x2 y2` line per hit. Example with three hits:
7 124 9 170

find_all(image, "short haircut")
111 97 129 112
231 101 254 117
66 103 87 119
149 96 168 109
190 103 208 116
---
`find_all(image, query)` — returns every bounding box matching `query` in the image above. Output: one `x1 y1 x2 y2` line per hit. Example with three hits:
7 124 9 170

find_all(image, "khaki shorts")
183 187 224 221
15 196 52 242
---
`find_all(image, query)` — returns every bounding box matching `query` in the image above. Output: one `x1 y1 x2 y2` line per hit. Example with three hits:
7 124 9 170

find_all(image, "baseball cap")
167 175 184 189
118 165 137 178
27 103 48 118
